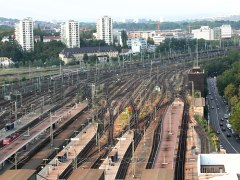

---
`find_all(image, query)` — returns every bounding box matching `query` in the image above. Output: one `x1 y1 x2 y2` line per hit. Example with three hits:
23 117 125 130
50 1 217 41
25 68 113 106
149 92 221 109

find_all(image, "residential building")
59 46 118 64
213 27 221 40
43 36 61 43
113 30 123 46
0 57 14 68
192 26 214 40
127 31 155 39
60 20 80 48
220 24 232 39
127 38 147 53
15 17 34 51
198 154 240 180
96 16 113 45
1 36 10 42
153 34 165 45
34 36 61 43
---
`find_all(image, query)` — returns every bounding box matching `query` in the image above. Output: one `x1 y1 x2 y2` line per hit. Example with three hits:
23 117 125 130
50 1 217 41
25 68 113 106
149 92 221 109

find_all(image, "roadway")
207 78 240 153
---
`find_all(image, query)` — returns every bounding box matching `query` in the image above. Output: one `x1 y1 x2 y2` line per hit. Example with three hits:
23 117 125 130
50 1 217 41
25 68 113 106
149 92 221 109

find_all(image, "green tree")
147 37 154 45
224 83 236 101
0 28 14 41
88 55 97 65
230 102 240 133
83 53 88 64
121 30 128 48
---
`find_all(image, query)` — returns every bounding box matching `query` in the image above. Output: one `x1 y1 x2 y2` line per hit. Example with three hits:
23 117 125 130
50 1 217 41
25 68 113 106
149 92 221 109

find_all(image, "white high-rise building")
96 16 113 45
220 25 232 39
61 20 80 48
15 18 34 51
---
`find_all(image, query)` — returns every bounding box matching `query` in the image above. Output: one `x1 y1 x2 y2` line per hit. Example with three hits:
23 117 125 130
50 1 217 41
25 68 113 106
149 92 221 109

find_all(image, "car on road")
224 114 228 119
221 118 224 121
216 130 220 134
227 133 231 137
211 106 214 109
222 127 226 131
219 122 223 126
227 123 232 129
220 144 224 149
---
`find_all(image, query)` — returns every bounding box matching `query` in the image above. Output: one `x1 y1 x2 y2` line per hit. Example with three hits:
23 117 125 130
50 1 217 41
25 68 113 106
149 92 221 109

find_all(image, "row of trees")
156 38 236 55
204 49 240 133
114 20 240 31
219 60 240 133
0 40 66 67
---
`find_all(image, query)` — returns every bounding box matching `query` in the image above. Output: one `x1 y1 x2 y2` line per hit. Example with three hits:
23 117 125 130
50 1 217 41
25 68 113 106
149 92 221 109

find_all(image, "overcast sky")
2 0 240 22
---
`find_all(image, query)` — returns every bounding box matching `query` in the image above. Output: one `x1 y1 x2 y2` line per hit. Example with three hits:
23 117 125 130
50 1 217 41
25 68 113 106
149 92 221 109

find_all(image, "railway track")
0 48 227 176
174 92 189 180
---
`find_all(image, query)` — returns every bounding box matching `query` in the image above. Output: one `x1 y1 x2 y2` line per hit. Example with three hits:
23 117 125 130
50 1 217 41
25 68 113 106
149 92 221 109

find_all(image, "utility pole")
132 134 135 178
15 101 17 121
50 112 53 148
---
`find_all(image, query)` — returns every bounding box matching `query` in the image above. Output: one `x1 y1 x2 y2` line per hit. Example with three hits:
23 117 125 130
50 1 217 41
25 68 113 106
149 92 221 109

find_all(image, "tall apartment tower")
61 20 80 48
15 17 34 51
96 16 113 45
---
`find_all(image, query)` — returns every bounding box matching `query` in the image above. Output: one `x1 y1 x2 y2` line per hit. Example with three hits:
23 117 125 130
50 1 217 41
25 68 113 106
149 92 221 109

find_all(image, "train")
2 133 20 146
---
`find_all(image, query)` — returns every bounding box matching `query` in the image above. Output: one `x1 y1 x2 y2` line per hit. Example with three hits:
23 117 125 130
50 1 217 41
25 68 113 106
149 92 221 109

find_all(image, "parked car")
227 133 231 137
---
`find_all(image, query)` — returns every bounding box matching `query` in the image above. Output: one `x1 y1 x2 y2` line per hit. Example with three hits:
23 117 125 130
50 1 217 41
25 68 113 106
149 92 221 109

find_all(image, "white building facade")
61 20 80 48
0 57 14 68
127 38 147 53
153 34 165 45
192 26 214 40
15 18 34 51
220 25 232 39
96 16 113 45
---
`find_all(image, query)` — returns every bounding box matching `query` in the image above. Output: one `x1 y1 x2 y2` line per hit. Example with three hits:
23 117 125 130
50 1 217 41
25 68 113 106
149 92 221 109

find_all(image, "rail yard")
0 49 226 180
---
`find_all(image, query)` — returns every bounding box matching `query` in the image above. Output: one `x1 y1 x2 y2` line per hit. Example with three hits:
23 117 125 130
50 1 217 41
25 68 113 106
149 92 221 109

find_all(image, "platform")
154 98 184 171
99 130 133 180
37 123 97 180
0 102 88 166
0 104 54 141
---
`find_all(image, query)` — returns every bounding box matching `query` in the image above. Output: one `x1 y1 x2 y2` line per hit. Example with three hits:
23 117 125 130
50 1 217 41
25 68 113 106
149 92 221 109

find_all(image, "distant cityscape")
0 14 240 67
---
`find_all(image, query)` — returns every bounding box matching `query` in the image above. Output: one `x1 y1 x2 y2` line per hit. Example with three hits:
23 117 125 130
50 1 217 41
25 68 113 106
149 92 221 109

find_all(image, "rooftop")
0 169 35 180
193 98 205 107
60 46 118 58
198 154 240 180
68 169 104 180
